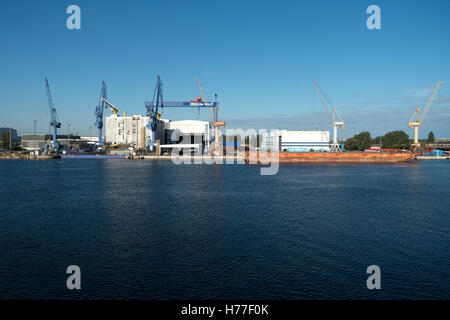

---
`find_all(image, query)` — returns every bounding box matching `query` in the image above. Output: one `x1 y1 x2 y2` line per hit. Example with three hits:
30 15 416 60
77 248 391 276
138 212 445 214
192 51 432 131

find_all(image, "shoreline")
2 153 449 162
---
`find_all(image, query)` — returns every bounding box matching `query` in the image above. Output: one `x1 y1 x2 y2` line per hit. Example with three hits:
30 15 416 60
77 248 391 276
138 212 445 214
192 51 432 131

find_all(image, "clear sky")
0 0 449 138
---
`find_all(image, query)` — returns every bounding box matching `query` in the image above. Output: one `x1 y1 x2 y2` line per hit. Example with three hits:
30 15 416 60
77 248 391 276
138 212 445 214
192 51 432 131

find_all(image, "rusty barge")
245 151 415 163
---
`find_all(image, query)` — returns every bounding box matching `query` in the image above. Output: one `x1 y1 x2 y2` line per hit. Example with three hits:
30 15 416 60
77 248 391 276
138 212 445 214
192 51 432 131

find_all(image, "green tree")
1 131 10 149
372 136 382 146
427 131 435 143
381 130 410 149
344 137 357 150
344 131 372 151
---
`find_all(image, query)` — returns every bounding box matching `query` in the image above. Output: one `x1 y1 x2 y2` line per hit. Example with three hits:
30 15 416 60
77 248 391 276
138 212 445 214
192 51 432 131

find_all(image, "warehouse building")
21 134 47 150
0 128 18 141
105 115 211 152
162 120 211 154
263 130 330 152
105 114 164 149
21 134 84 151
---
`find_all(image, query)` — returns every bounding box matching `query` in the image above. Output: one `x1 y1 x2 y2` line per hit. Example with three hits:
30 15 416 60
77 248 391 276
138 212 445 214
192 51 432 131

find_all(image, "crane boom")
146 75 164 151
408 80 442 153
195 78 225 153
312 79 333 122
419 81 442 123
44 77 61 152
311 79 344 152
101 97 119 115
195 78 207 104
94 81 107 146
194 77 215 122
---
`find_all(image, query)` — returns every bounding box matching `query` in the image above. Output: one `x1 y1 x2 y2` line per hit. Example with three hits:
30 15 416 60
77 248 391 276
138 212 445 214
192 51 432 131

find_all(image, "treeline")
0 131 12 149
345 130 409 151
344 130 436 151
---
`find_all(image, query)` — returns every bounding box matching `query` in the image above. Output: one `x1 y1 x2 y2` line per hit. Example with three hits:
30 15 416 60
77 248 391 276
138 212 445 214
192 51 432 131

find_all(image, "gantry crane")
408 81 442 153
312 79 345 152
145 76 224 153
44 77 61 153
94 81 107 147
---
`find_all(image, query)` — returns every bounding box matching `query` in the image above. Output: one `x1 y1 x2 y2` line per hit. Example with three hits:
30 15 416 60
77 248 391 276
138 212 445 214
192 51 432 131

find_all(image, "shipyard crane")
44 77 61 152
101 97 119 115
145 77 224 153
312 79 345 152
195 78 208 108
194 78 225 154
408 81 442 153
94 81 107 147
212 94 225 154
146 75 164 152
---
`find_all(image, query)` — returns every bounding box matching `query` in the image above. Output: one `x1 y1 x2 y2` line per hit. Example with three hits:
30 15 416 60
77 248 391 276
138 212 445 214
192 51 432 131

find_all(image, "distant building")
105 115 211 151
0 127 18 141
263 130 330 152
21 134 46 150
21 134 82 151
105 114 164 149
429 138 450 151
80 136 100 145
163 120 211 153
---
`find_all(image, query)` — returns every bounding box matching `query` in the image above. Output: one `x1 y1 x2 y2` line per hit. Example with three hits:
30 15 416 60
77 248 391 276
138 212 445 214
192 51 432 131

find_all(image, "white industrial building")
105 115 165 149
105 115 211 151
163 120 211 151
263 130 330 152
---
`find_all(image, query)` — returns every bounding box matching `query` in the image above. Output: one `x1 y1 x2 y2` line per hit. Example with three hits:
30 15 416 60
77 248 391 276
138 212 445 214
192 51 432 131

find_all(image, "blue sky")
0 0 449 138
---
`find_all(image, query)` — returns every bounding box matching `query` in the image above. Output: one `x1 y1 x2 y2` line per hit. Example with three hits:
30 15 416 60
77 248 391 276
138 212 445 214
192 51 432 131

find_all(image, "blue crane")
146 75 164 151
94 81 107 147
145 76 223 153
44 77 61 152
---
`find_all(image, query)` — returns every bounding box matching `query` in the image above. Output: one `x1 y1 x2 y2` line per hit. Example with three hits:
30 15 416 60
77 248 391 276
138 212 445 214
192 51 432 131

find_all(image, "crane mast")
44 77 61 153
408 81 442 152
194 78 225 154
312 79 345 152
146 75 164 152
212 94 225 154
94 81 107 147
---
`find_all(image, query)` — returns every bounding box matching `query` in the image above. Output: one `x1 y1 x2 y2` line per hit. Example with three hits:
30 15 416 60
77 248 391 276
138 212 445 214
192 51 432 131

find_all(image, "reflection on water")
0 159 449 299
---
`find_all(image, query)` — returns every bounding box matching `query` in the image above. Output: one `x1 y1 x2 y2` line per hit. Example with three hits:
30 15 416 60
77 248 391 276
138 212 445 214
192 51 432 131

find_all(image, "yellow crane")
195 78 208 111
195 78 225 154
101 97 119 115
408 81 442 152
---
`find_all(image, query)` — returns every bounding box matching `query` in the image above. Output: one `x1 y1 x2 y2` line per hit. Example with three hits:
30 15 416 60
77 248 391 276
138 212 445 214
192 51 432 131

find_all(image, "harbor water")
0 159 449 299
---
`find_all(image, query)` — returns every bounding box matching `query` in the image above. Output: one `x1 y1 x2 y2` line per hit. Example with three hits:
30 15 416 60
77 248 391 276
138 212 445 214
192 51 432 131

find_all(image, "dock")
415 156 450 160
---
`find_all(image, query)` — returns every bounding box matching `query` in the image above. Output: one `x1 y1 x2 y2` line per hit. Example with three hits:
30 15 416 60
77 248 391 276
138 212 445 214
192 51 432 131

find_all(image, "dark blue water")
0 159 449 299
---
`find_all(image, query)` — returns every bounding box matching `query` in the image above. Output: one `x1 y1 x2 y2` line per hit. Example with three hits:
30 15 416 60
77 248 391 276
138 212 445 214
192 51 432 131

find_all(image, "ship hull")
61 153 124 159
246 152 415 163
